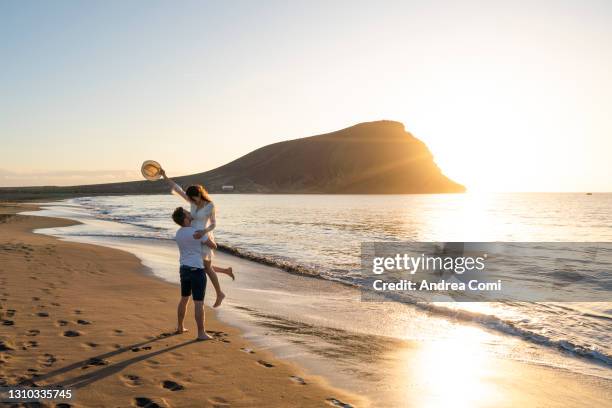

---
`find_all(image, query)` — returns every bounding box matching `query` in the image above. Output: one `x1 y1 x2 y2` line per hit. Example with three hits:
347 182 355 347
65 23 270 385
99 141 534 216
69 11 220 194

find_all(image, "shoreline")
23 198 612 376
0 202 365 407
4 201 612 407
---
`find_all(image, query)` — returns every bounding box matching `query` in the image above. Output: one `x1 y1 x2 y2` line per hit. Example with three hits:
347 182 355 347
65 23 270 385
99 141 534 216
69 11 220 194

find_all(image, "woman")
160 169 234 308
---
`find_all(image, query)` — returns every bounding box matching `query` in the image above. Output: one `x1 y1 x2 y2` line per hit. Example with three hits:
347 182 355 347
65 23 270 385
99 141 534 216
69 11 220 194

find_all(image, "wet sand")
0 203 364 407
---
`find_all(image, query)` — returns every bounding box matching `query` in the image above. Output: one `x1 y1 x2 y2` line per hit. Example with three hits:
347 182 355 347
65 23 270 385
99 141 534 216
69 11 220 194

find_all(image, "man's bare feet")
196 332 213 341
213 292 225 308
175 327 188 335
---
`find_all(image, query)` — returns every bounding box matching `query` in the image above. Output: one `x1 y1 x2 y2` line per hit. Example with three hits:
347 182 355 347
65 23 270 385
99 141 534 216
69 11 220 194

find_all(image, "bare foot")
175 328 188 335
227 267 235 281
196 332 213 341
213 292 225 308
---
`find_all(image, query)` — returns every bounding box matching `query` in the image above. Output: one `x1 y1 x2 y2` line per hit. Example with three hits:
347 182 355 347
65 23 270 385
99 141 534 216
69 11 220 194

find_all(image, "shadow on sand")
35 332 198 389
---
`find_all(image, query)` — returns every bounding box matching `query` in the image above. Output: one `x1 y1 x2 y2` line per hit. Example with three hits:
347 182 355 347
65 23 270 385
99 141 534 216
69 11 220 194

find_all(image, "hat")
141 160 162 181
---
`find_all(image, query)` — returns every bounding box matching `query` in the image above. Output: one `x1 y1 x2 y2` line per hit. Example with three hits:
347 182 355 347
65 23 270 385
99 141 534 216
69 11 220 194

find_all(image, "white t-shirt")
175 226 209 269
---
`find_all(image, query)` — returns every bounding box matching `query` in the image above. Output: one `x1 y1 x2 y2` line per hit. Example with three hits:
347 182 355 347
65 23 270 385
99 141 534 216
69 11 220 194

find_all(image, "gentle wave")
414 302 612 367
53 228 612 368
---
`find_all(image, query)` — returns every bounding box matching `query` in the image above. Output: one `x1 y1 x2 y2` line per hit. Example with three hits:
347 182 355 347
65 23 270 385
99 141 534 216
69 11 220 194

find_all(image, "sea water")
24 193 612 386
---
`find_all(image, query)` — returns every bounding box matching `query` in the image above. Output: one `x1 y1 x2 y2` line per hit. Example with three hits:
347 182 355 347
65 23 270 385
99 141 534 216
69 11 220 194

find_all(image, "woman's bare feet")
197 332 213 341
175 327 188 335
217 267 235 281
213 292 226 308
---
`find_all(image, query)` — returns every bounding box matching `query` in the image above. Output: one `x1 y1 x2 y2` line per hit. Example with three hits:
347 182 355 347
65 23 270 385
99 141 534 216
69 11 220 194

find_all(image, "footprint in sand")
122 374 143 387
208 397 230 407
31 297 40 301
51 302 61 306
36 312 49 317
161 380 185 391
256 360 274 368
0 340 15 351
21 340 38 350
6 309 16 317
17 377 39 387
326 397 354 408
82 357 109 369
290 375 307 385
209 331 231 343
40 353 56 367
56 320 69 327
84 342 99 348
55 403 72 408
2 320 14 326
134 397 163 408
114 329 124 335
77 319 91 325
27 329 40 337
63 330 82 337
131 346 152 352
240 348 255 354
74 310 83 315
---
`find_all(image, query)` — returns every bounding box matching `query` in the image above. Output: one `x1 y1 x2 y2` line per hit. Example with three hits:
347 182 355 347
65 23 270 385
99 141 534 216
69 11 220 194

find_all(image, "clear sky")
1 0 611 191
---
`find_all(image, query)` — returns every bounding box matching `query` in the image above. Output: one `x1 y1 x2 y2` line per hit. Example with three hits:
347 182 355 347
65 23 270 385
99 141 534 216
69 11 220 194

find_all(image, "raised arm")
160 169 189 202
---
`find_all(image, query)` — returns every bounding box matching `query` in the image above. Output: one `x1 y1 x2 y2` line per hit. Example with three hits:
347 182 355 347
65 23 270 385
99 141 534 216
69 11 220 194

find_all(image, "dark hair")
185 184 212 204
172 207 187 226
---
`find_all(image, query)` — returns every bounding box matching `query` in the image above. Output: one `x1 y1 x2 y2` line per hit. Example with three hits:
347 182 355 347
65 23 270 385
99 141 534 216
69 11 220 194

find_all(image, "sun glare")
398 326 498 408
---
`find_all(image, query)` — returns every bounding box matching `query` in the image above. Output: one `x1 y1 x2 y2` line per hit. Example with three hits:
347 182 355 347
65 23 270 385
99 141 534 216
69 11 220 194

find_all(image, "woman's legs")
204 259 225 308
214 265 235 281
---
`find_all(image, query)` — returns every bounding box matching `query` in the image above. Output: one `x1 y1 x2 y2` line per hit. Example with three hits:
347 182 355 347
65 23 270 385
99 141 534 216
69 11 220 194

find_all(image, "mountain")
0 121 465 200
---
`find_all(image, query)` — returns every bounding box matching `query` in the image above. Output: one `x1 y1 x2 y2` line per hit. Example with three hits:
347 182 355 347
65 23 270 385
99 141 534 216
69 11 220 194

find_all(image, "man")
172 206 217 340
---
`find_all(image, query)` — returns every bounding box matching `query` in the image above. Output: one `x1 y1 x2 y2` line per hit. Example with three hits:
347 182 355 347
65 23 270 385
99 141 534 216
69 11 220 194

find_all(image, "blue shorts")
179 266 207 301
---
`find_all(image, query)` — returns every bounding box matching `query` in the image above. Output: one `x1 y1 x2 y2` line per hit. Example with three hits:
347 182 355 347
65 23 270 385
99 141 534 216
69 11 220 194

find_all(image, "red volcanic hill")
0 121 465 199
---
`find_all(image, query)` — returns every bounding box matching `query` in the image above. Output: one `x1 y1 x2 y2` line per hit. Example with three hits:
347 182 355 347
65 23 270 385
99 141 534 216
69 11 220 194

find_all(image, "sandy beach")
0 203 364 408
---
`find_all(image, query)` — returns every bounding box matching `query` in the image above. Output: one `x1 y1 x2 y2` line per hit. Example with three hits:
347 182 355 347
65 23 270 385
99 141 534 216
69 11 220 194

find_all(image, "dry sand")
0 203 364 408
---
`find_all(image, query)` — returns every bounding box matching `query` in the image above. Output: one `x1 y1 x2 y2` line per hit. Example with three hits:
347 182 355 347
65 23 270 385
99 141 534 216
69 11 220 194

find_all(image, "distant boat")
222 185 235 192
586 192 593 195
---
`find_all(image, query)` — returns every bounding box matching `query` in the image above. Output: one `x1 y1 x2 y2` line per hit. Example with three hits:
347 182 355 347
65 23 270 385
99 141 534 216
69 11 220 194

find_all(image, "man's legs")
194 300 211 340
176 296 189 334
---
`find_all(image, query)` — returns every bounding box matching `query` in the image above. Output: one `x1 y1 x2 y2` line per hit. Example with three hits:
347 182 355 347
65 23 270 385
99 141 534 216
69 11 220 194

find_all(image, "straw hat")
141 160 163 181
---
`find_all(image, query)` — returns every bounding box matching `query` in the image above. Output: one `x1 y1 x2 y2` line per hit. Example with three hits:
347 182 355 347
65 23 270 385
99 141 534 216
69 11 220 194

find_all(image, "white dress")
190 201 215 261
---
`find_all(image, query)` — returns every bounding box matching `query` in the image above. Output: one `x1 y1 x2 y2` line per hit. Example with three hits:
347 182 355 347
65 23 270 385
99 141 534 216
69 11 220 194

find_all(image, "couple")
161 169 234 340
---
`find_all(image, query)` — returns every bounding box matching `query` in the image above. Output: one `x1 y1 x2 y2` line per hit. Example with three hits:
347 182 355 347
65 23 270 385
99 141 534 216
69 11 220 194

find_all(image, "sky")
1 0 611 191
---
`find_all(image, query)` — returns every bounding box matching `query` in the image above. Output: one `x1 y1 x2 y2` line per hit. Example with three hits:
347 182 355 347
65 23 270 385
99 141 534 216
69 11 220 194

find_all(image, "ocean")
24 193 612 391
